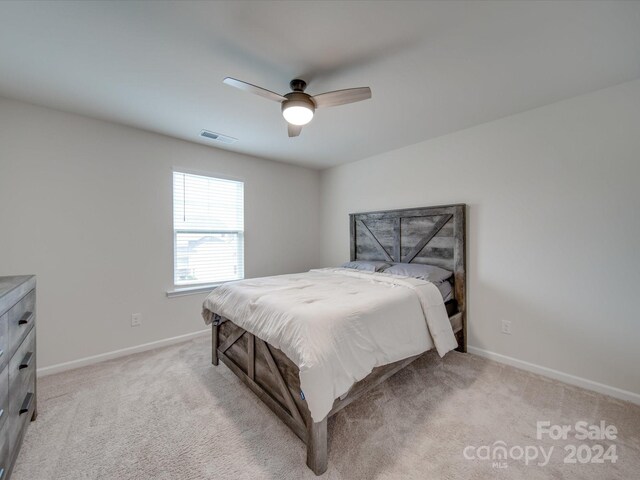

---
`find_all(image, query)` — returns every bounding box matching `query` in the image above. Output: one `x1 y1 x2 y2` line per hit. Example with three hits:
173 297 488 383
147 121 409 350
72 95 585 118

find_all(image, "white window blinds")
173 171 244 286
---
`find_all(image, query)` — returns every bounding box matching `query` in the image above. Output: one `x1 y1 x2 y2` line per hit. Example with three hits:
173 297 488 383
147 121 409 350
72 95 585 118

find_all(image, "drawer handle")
0 349 3 358
0 409 3 420
0 467 4 479
19 392 34 415
18 312 33 326
19 352 33 370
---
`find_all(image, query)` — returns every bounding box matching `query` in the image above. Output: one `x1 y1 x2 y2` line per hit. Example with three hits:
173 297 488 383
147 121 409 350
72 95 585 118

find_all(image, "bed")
202 204 467 475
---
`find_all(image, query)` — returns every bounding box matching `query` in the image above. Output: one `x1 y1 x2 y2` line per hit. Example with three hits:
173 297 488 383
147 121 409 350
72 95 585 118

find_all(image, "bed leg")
212 322 219 366
454 323 467 353
307 417 328 475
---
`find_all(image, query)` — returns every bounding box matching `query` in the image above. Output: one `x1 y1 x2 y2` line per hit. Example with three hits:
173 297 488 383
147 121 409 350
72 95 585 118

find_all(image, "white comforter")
202 268 457 421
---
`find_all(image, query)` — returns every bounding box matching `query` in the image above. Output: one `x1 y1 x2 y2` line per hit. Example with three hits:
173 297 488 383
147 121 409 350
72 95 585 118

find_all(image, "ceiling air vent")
200 130 238 144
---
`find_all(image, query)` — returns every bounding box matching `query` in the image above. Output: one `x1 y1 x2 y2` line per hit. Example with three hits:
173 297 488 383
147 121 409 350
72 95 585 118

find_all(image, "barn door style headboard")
349 204 467 350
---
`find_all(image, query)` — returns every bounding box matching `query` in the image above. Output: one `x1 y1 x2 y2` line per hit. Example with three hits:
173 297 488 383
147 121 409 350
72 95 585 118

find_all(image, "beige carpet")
13 336 640 480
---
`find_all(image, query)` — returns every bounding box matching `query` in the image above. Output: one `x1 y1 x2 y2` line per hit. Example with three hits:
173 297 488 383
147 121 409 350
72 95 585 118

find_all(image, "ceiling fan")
223 77 372 137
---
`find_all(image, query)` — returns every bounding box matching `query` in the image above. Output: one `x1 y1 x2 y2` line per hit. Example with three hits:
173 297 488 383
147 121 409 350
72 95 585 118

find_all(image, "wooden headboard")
349 204 467 350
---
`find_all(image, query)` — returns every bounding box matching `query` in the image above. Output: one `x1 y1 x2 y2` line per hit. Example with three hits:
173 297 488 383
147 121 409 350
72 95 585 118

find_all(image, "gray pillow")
340 261 391 272
382 263 453 283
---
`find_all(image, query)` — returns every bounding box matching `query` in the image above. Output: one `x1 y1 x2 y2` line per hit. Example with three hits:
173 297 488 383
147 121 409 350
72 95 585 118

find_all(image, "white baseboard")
37 329 210 377
467 346 640 406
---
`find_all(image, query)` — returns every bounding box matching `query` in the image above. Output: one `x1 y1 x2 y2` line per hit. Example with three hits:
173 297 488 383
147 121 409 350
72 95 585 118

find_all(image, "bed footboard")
210 318 431 475
212 319 329 473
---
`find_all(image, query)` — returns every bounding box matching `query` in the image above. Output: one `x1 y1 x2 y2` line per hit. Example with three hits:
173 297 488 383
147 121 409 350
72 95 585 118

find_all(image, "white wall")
321 80 640 397
0 97 321 369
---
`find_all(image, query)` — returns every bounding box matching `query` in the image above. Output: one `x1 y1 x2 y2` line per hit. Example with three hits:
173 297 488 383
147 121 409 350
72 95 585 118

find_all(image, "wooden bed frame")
209 204 467 475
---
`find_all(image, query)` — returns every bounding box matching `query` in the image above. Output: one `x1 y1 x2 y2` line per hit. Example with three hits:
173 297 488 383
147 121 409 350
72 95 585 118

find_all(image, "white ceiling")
1 1 639 169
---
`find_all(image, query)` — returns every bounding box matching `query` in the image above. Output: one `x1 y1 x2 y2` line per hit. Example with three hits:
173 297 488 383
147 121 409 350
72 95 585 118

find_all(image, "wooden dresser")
0 276 37 479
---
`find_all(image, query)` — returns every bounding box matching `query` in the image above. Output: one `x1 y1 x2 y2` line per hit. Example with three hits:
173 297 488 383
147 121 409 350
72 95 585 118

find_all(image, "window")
173 171 244 287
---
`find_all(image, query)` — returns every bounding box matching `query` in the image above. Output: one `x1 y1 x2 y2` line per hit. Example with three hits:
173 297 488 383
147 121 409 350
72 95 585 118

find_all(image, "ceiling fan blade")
311 87 371 108
288 124 302 137
223 77 287 102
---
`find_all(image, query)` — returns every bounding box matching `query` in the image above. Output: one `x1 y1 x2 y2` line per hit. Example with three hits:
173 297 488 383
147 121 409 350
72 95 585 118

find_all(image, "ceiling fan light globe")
282 105 314 126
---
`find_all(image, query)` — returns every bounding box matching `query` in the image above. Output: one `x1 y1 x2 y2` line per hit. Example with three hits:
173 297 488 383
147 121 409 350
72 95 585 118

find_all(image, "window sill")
166 284 221 298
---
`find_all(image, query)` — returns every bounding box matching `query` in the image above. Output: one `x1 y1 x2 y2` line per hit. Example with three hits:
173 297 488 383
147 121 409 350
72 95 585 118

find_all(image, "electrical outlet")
131 313 142 327
501 320 512 335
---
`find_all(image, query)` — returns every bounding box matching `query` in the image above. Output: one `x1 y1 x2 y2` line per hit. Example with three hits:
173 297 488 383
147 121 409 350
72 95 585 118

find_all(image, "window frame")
169 168 245 295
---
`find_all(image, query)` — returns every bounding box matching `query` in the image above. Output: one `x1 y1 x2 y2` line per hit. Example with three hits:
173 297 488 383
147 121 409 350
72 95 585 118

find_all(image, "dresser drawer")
7 328 35 468
0 368 8 434
0 315 7 373
9 329 35 404
7 375 34 470
0 425 9 480
7 290 35 359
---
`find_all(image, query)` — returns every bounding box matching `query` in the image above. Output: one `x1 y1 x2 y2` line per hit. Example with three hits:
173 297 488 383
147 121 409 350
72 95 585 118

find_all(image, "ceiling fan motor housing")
281 92 316 114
